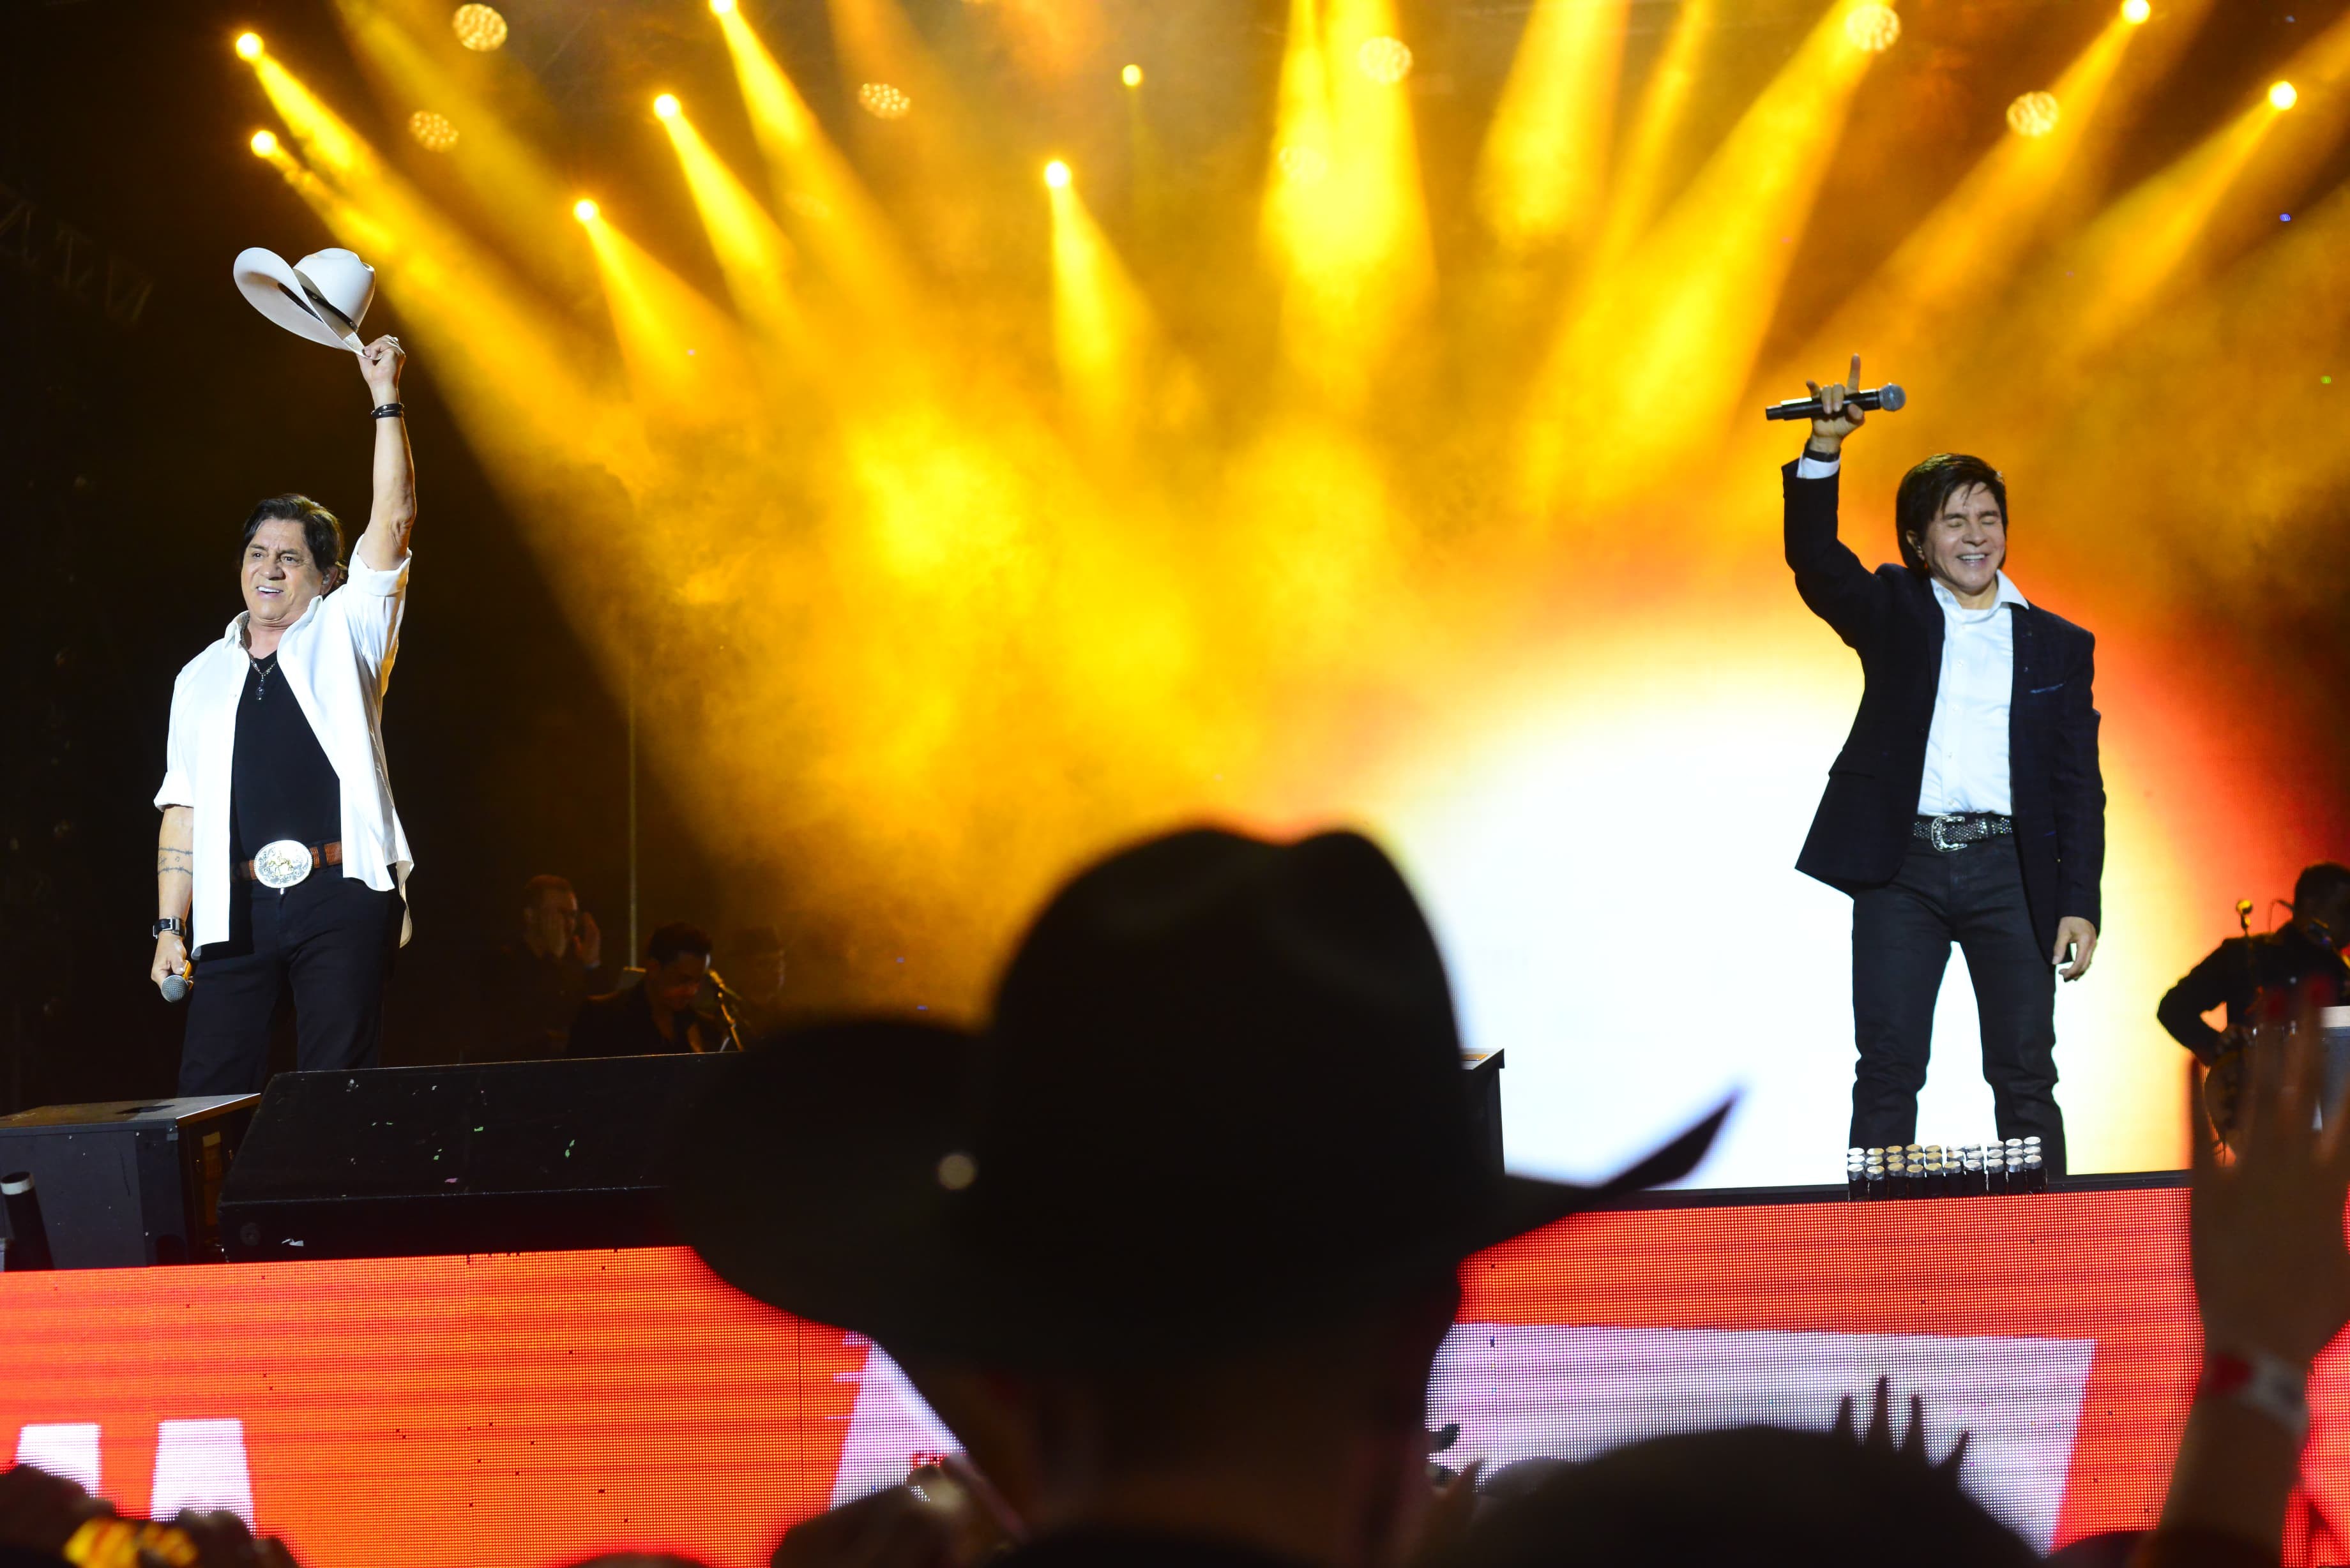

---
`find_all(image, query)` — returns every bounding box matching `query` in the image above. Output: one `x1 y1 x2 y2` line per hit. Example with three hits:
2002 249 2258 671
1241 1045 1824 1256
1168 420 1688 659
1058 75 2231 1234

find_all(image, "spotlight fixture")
2005 91 2060 138
1043 160 1070 190
249 130 278 158
857 82 913 120
409 110 460 151
654 93 681 120
451 3 508 51
1356 36 1413 85
234 31 264 60
1844 4 1900 53
2270 80 2298 110
573 198 600 223
2120 0 2150 20
1121 63 1143 88
710 0 736 11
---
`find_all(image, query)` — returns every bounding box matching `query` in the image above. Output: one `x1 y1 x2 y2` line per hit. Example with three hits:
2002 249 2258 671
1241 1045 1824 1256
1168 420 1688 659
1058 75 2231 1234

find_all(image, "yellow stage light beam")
250 54 383 188
326 0 590 296
246 47 640 493
2061 96 2286 352
2122 0 2150 20
1048 162 1164 450
657 107 805 356
579 213 757 424
2270 79 2299 110
653 92 681 120
573 197 600 223
1785 8 2141 379
1588 0 1715 269
1262 0 1434 405
248 128 278 157
1122 63 1142 88
1521 0 1889 506
235 31 264 59
713 3 914 322
1474 0 1631 253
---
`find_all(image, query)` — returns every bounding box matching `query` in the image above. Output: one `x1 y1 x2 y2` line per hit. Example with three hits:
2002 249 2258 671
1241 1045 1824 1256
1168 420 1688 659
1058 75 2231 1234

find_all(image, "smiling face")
241 518 334 631
1906 482 2006 604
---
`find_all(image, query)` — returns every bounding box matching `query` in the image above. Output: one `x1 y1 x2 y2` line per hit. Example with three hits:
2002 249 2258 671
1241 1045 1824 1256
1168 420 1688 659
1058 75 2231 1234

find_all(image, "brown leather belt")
236 841 344 880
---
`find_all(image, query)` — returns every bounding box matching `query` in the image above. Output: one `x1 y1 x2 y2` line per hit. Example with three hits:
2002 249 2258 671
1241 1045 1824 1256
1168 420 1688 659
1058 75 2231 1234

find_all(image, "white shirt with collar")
155 552 415 950
1794 449 2028 816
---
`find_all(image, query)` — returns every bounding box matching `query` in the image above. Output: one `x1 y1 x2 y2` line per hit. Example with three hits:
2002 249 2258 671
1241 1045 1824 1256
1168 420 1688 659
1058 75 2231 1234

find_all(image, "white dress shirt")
155 554 414 949
1793 449 2027 815
1917 572 2028 814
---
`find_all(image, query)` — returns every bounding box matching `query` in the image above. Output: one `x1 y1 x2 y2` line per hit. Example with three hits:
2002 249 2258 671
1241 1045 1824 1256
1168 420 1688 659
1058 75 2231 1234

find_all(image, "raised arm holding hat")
151 324 418 1094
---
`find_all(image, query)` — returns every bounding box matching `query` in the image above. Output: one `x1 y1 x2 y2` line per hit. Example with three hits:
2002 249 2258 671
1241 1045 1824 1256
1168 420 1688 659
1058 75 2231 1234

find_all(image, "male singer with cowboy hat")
1786 355 2105 1177
151 247 417 1094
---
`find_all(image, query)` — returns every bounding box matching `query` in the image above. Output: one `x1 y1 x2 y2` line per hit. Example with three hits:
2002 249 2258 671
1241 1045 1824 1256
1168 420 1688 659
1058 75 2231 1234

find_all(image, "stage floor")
7 1179 2340 1567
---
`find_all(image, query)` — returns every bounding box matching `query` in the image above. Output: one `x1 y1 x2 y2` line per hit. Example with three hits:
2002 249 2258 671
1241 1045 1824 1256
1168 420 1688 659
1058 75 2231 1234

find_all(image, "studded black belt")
1913 813 2013 852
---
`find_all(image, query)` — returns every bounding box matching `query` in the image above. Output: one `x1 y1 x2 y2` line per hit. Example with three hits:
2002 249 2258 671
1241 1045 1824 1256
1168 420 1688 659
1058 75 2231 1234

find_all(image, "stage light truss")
0 182 154 330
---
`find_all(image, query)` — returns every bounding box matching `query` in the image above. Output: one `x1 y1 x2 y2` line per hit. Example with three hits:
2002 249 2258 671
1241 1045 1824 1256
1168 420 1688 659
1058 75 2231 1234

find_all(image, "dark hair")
647 922 713 967
1894 454 2006 573
241 494 345 578
1452 1426 2036 1568
2294 863 2350 930
522 874 575 909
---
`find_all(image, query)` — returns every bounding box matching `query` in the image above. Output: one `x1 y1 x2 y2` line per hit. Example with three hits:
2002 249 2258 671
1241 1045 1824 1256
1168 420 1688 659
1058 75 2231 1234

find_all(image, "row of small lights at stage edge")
233 0 2303 216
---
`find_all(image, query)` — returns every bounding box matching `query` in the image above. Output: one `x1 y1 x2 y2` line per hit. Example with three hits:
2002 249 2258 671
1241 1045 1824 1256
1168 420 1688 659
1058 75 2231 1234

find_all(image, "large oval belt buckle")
254 839 314 889
1929 814 1965 852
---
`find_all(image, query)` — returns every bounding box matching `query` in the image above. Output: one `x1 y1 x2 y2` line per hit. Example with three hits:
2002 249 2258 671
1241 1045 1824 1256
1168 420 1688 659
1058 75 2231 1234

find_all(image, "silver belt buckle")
1928 813 1967 853
254 839 314 889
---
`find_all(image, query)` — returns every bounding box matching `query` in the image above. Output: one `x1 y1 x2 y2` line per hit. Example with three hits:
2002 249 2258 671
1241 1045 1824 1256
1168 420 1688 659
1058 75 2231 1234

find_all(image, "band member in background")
151 336 416 1094
2158 863 2350 1136
566 923 723 1057
474 874 605 1060
1785 356 2105 1176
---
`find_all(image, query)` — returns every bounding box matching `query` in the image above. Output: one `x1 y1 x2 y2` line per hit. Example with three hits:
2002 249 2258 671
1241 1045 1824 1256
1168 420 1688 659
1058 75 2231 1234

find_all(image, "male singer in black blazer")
1785 358 2104 1176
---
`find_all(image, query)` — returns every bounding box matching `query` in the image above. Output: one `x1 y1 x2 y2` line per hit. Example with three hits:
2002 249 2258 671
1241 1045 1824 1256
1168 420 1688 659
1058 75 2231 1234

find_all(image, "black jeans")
178 873 404 1096
1851 833 2065 1174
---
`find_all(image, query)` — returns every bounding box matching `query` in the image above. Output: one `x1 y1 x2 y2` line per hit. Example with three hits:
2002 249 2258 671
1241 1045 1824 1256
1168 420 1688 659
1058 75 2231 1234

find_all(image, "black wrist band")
371 402 405 419
1804 443 1840 462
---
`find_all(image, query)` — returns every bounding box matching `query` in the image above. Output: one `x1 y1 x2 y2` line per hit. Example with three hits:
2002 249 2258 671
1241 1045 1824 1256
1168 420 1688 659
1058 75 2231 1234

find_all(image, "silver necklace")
252 652 279 702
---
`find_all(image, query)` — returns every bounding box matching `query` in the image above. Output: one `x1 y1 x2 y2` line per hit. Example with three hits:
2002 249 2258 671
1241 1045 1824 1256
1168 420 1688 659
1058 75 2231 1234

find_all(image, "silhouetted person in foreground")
674 827 1720 1568
1448 1424 2034 1568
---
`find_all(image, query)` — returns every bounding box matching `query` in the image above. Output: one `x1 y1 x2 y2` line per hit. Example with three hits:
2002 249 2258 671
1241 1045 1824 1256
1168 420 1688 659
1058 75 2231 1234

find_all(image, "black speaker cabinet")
0 1096 261 1268
218 1054 728 1261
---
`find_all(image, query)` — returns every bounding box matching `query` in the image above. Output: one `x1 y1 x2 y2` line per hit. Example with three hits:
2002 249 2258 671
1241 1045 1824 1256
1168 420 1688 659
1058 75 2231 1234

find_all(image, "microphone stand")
704 970 747 1053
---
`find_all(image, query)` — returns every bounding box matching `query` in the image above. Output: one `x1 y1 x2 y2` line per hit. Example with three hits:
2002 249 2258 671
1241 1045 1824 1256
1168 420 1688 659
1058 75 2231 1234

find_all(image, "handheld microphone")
160 972 192 1004
1764 383 1907 421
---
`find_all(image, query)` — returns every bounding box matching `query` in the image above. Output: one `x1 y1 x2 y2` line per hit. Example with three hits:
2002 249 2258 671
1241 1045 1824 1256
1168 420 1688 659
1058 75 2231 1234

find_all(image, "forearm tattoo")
157 847 193 876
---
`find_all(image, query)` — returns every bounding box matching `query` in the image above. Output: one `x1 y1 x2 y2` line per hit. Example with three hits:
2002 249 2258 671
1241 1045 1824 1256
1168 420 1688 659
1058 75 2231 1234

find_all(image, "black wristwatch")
151 917 186 940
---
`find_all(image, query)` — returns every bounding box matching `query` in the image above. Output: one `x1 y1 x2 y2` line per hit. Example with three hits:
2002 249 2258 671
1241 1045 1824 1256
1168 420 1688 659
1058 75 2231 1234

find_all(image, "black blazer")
1784 460 2104 954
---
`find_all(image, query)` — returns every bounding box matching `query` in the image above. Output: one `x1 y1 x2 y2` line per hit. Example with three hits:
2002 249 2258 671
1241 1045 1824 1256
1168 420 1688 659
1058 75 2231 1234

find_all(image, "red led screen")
7 1185 2343 1566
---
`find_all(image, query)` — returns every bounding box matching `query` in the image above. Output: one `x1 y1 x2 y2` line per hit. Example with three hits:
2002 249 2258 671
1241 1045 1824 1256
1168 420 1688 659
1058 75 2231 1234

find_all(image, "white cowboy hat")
232 246 375 352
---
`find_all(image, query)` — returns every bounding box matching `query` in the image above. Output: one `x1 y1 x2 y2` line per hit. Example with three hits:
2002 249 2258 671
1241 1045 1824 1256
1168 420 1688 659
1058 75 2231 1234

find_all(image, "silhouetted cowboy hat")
232 246 374 352
671 827 1727 1366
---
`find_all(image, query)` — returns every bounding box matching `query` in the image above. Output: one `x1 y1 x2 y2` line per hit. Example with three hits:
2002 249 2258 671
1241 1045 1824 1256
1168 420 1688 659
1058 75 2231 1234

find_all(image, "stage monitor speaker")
0 1096 261 1268
218 1055 727 1262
